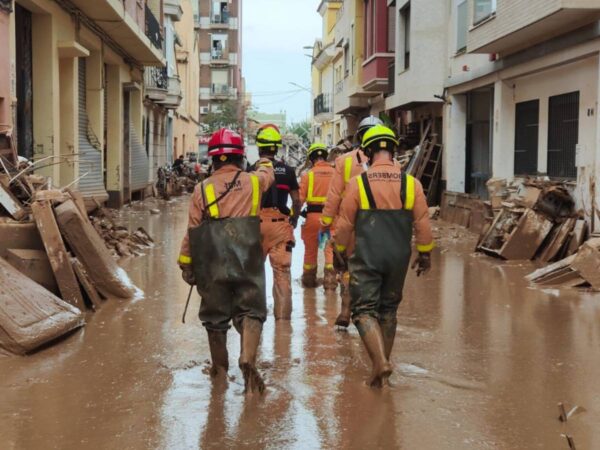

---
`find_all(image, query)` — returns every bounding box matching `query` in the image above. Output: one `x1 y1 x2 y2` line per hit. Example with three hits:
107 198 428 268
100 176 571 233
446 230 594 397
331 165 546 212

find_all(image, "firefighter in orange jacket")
334 125 434 388
299 143 335 288
321 116 383 327
178 128 274 393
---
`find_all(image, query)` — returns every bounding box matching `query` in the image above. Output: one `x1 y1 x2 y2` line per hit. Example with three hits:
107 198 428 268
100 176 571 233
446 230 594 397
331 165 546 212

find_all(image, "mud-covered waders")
189 174 267 331
349 172 415 318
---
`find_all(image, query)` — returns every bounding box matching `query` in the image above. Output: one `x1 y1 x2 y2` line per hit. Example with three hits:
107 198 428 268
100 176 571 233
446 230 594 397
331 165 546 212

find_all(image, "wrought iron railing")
145 66 168 90
145 4 163 50
314 93 332 115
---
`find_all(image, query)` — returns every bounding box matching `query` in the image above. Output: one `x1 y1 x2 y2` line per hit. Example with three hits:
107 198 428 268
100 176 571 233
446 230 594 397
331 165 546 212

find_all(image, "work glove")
333 248 348 273
411 252 431 277
180 264 196 286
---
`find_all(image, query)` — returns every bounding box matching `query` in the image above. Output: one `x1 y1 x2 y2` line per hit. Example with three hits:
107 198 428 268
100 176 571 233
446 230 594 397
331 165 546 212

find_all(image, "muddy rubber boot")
239 318 265 394
274 296 292 320
354 315 392 388
207 329 229 378
335 291 352 328
378 313 397 360
323 268 338 291
301 268 318 288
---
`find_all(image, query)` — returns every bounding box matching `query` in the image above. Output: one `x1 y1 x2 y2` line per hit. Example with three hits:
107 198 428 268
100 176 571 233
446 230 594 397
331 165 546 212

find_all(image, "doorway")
547 91 579 179
514 100 539 175
15 4 33 159
466 88 493 199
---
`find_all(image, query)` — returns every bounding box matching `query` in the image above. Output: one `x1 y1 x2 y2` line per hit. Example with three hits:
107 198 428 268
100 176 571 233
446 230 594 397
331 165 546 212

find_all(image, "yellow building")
173 0 200 159
311 0 341 146
7 0 165 207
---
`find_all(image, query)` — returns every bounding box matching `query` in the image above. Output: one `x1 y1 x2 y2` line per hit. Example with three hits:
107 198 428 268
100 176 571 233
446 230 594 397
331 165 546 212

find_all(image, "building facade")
444 0 600 228
5 0 165 207
173 0 201 159
197 0 243 121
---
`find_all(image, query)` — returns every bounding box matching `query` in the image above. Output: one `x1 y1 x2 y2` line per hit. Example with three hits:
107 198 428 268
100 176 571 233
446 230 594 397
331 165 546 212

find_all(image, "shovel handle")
182 286 194 324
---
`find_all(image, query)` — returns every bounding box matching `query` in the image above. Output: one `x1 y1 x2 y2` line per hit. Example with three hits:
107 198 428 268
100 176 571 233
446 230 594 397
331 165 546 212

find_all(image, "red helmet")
207 128 245 157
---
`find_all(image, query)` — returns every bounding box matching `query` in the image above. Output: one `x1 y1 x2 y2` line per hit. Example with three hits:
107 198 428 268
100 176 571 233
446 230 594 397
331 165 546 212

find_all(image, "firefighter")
299 143 336 289
178 128 274 393
252 124 301 320
334 125 434 388
320 115 383 327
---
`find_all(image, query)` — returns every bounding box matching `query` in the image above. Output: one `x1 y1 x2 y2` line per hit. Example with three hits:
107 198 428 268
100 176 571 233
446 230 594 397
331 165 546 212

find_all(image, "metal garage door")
78 58 107 200
130 122 150 192
547 91 579 179
514 100 539 175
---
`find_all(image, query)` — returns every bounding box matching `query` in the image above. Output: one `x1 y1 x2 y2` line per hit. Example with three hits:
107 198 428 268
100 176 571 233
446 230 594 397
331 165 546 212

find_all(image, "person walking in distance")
320 116 383 327
299 143 336 289
334 125 434 388
252 124 301 320
178 128 274 393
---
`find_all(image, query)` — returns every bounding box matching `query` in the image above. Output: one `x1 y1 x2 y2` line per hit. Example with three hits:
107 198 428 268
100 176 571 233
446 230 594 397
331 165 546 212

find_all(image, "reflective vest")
355 172 416 211
306 171 327 205
203 174 260 219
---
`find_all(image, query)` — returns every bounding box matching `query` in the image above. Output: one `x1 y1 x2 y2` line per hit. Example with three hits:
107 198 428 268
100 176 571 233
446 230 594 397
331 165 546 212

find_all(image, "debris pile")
0 137 142 354
440 174 598 290
90 206 154 258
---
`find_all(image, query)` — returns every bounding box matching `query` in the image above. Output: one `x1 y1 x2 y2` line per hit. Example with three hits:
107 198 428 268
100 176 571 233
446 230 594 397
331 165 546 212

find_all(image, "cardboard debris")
570 238 600 290
0 256 84 355
31 200 86 310
55 199 136 299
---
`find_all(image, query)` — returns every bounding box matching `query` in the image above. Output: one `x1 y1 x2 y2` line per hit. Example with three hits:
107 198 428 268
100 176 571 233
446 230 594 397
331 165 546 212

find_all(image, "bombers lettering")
223 180 243 190
367 172 401 181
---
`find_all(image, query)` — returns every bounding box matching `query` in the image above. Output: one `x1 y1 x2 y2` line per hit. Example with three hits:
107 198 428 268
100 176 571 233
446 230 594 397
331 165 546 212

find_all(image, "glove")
180 264 196 286
411 252 431 277
289 215 299 229
318 229 331 250
333 249 348 273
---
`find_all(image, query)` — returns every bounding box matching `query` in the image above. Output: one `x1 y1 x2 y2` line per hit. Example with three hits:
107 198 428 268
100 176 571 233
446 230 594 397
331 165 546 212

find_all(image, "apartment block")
197 0 242 119
444 0 600 229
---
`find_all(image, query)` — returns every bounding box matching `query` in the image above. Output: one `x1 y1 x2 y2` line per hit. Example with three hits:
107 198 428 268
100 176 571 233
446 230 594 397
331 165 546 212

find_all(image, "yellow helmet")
361 125 399 152
256 126 282 149
307 142 327 160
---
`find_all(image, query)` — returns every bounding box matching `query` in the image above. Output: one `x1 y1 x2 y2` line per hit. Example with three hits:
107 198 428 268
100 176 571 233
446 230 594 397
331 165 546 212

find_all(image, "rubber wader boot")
335 291 351 328
274 297 292 320
301 268 318 288
207 329 229 378
323 268 338 291
239 318 265 394
378 313 397 360
354 315 392 388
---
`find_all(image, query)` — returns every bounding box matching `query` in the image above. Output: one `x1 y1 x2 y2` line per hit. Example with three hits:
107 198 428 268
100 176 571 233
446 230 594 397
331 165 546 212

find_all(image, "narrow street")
1 196 599 450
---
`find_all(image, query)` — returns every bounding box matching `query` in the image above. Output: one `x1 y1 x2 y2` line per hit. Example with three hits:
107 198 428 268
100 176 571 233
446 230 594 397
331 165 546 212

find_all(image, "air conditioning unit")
200 106 210 114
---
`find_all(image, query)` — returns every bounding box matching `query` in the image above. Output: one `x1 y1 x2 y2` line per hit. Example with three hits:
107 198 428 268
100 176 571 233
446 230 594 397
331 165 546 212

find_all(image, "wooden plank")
571 241 600 290
566 219 588 256
72 258 103 310
526 254 577 282
5 248 58 294
31 201 86 310
538 219 576 263
0 179 27 220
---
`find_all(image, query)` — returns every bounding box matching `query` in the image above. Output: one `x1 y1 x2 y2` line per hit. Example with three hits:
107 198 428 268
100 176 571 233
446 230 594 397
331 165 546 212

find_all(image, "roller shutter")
129 123 150 192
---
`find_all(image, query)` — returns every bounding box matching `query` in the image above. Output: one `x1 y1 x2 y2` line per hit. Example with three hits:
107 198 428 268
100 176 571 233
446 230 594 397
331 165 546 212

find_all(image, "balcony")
468 0 600 55
194 14 201 29
387 61 395 96
145 4 163 51
313 93 333 123
164 0 183 21
210 11 230 28
362 54 394 92
157 75 183 109
210 48 230 65
66 0 164 65
144 66 168 102
211 84 237 100
333 78 372 115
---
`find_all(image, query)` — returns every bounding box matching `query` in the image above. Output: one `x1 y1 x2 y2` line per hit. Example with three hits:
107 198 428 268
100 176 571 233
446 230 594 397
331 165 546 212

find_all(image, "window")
211 1 229 24
351 23 355 74
456 0 468 52
473 0 496 25
211 34 228 60
344 43 350 78
388 3 396 52
399 3 410 70
211 69 228 94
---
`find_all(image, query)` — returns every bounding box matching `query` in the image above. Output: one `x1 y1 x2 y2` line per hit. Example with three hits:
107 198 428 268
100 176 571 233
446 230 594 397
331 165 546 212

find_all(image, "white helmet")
357 115 384 142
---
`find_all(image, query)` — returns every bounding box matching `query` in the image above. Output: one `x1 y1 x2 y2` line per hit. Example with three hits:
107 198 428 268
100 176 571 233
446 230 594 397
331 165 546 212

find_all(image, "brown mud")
1 197 600 449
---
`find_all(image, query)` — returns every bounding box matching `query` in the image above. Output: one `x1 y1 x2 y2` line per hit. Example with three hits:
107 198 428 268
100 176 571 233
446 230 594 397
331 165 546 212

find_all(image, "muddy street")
0 196 599 449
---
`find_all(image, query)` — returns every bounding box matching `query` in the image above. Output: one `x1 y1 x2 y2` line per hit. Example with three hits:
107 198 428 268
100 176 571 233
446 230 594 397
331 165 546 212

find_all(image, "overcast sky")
242 0 321 125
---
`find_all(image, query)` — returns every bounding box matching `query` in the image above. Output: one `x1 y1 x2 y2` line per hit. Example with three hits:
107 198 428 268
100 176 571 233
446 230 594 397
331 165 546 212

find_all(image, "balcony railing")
211 49 229 61
314 93 332 116
211 84 234 97
210 12 230 25
145 4 163 50
145 66 168 90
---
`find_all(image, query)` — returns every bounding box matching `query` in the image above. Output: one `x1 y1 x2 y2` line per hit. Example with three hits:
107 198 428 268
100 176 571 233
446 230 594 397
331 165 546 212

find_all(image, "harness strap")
202 170 243 219
360 172 377 210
